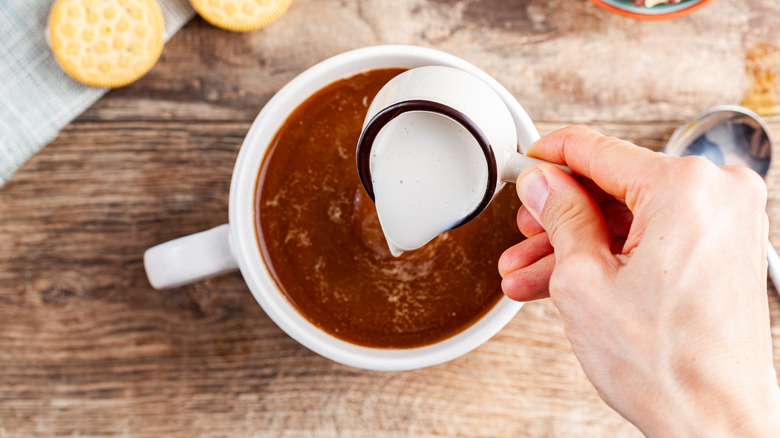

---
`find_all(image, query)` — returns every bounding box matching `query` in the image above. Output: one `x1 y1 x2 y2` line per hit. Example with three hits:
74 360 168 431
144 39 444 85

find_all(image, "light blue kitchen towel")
0 0 195 186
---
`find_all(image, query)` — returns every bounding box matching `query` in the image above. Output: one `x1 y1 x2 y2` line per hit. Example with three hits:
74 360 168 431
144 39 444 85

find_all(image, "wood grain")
1 0 780 436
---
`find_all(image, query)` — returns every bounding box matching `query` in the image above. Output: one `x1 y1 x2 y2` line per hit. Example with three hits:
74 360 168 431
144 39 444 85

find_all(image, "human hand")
499 126 780 437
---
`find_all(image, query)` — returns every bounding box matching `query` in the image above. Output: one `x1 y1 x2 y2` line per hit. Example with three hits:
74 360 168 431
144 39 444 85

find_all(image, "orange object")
588 0 716 20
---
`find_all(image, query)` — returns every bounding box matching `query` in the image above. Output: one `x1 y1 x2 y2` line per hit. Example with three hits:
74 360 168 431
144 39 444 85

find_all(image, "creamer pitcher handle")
144 224 239 290
501 150 573 183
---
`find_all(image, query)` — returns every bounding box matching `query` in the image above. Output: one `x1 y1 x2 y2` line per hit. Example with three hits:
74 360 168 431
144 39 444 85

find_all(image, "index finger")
527 125 666 209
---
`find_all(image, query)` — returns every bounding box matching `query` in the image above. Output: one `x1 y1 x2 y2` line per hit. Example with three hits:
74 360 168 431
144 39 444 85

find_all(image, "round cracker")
190 0 292 32
49 0 165 88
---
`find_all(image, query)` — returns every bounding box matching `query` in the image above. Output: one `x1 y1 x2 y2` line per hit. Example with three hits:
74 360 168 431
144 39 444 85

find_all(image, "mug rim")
228 45 534 371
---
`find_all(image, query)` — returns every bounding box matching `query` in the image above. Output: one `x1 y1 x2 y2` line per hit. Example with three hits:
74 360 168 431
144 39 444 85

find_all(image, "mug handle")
501 150 573 183
144 224 239 290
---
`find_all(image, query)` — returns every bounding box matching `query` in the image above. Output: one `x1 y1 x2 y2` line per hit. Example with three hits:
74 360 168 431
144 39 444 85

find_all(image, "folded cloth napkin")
0 0 195 186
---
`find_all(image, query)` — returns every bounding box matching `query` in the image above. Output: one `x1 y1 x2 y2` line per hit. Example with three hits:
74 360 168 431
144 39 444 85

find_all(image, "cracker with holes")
49 0 165 88
189 0 291 32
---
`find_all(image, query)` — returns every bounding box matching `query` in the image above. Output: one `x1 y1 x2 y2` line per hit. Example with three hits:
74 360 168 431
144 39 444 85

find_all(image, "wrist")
636 381 780 438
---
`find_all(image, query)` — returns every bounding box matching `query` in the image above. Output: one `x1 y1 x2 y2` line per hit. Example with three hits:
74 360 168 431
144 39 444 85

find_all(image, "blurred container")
588 0 716 20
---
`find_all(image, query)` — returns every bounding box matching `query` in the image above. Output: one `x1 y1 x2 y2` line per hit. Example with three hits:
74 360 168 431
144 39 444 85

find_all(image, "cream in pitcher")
369 111 489 256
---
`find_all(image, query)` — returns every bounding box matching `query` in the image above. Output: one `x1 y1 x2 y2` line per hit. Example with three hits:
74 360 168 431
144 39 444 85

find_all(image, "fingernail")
517 167 549 219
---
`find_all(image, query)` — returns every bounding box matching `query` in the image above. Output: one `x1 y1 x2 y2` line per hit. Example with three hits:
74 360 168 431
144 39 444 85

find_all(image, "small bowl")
589 0 716 20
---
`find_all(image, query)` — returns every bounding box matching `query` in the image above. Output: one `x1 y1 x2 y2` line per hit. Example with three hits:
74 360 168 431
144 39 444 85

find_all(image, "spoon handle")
767 240 780 297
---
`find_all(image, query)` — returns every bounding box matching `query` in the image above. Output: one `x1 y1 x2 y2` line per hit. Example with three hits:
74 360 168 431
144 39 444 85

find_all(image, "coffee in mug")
255 67 522 348
144 45 536 370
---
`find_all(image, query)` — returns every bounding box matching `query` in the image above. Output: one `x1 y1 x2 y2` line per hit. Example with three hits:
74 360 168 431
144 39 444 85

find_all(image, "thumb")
516 164 611 262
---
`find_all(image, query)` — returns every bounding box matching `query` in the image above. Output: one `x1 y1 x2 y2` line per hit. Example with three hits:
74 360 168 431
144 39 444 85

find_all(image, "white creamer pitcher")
356 66 570 255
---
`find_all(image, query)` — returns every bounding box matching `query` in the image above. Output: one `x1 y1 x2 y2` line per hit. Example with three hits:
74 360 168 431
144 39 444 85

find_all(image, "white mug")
144 45 535 371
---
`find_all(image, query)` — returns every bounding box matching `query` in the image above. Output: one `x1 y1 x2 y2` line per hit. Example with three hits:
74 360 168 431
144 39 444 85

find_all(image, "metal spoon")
663 104 780 291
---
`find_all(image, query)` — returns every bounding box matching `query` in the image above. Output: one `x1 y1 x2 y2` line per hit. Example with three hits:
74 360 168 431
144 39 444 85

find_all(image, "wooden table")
2 0 779 436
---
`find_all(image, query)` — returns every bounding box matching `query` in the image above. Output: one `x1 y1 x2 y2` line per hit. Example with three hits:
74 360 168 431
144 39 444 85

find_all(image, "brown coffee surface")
256 68 523 348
